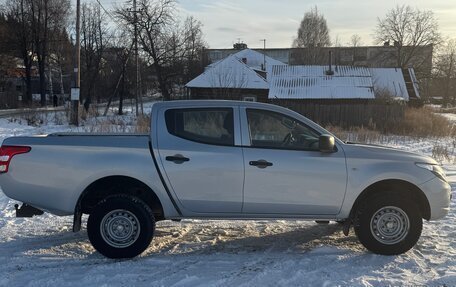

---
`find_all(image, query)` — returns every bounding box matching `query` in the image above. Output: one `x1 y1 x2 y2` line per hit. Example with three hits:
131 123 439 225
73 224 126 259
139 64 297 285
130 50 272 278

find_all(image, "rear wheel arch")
350 179 431 221
73 176 164 231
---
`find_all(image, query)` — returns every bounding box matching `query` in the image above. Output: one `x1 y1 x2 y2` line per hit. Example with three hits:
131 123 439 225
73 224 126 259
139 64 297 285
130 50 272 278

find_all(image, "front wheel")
354 193 422 255
87 194 155 259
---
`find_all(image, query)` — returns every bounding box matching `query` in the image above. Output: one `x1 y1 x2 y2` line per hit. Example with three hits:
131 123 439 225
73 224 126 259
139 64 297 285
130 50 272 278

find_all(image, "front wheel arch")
350 179 431 221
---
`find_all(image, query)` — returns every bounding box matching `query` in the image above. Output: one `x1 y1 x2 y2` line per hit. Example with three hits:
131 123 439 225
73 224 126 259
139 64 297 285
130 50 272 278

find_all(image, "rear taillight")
0 145 31 173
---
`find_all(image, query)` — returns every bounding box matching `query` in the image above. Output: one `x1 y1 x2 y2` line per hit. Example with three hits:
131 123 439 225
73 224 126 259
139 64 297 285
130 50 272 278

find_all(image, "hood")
342 142 438 165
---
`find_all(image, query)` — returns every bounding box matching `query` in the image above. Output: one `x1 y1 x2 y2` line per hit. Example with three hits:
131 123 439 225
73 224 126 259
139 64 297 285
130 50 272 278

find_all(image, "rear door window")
165 108 234 146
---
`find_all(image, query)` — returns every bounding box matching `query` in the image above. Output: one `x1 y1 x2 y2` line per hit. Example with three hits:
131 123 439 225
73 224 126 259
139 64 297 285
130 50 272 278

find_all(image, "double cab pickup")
0 101 451 258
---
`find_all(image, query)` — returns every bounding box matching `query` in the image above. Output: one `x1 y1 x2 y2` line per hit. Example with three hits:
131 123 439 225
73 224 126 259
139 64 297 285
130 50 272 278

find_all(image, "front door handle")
249 159 273 169
166 154 190 164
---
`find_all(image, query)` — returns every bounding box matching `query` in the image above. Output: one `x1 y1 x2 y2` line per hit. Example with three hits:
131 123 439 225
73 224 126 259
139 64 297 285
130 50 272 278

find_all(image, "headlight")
416 163 447 182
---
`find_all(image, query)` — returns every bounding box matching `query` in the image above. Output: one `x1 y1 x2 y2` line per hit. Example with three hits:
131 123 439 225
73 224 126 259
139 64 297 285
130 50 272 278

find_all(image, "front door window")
247 109 320 151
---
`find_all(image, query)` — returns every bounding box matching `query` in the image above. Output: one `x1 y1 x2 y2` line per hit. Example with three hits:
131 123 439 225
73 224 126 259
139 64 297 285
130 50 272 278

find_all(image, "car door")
241 107 347 215
156 106 244 213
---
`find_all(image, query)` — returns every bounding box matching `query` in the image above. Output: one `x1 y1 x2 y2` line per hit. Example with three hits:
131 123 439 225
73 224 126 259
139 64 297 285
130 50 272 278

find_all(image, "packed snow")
0 109 455 287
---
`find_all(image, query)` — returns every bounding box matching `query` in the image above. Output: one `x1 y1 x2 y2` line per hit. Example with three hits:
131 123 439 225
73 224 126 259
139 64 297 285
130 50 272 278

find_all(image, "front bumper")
419 177 452 220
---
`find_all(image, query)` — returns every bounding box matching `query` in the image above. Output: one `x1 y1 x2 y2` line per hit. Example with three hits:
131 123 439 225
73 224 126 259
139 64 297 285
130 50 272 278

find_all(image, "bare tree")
182 16 206 82
3 0 36 104
101 30 136 116
349 34 362 47
48 28 72 106
115 0 205 100
375 5 441 71
0 28 16 105
80 2 108 111
3 0 71 107
348 34 363 65
292 6 331 64
433 39 456 105
116 0 176 101
163 16 206 96
30 0 70 106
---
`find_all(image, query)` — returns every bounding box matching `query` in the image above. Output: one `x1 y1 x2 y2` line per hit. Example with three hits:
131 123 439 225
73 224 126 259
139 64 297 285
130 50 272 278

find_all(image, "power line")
94 0 116 22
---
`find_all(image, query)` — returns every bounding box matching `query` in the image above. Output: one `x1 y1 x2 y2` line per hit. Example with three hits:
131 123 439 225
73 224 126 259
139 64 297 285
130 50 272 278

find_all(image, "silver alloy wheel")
370 206 410 245
100 209 141 248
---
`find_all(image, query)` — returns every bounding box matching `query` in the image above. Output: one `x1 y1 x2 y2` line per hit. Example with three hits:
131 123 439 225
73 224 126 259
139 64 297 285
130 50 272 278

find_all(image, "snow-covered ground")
441 112 456 124
0 110 455 287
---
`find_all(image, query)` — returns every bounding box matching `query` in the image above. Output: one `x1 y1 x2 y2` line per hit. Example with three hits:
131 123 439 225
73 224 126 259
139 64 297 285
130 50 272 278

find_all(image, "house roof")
268 65 415 100
186 49 286 90
232 49 286 72
268 65 375 100
407 67 420 99
370 68 409 100
186 54 269 90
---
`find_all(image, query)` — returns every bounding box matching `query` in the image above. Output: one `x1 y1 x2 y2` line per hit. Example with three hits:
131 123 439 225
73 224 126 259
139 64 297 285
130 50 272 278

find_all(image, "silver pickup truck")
0 101 451 258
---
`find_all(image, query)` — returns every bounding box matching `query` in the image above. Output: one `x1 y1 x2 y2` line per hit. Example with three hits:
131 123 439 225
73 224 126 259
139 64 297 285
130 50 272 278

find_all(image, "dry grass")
326 107 456 164
385 107 455 138
326 125 385 143
329 107 454 139
78 113 151 134
80 105 100 120
135 115 150 133
80 117 131 133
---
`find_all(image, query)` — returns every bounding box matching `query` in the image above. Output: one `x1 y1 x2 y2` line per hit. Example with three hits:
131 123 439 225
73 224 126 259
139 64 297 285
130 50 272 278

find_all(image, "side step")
15 203 44 217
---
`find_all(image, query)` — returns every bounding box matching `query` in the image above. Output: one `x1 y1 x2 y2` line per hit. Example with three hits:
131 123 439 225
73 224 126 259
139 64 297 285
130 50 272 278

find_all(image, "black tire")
354 192 422 255
87 194 155 259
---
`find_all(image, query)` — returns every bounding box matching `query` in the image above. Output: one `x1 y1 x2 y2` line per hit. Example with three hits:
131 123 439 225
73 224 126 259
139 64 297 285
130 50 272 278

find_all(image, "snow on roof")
370 68 409 100
186 49 285 89
232 49 286 71
407 67 420 98
268 65 375 100
186 54 269 89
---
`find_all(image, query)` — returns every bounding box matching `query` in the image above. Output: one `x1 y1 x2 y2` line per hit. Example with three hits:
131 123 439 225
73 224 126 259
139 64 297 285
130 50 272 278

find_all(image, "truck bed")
0 133 164 215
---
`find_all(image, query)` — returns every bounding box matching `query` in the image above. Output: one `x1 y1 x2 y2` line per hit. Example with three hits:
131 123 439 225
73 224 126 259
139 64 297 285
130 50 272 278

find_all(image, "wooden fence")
270 99 405 129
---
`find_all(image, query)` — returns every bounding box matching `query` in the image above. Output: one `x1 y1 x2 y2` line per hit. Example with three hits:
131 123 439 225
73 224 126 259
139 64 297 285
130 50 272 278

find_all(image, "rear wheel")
354 192 422 255
87 194 155 259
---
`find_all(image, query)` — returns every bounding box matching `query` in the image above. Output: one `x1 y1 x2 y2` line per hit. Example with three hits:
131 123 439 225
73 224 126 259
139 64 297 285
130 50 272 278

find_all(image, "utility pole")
71 0 80 126
260 39 266 71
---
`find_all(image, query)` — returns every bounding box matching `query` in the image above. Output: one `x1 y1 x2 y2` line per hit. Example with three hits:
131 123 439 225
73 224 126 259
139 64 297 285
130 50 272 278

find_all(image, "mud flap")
15 204 44 217
343 219 351 236
73 202 82 232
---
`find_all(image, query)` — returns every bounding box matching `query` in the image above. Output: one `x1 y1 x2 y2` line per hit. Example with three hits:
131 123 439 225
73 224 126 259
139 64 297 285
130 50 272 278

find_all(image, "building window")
243 96 256 102
165 108 234 146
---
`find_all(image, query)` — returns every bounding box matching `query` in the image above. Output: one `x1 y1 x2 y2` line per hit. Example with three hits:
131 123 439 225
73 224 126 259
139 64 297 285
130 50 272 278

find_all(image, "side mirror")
319 134 335 153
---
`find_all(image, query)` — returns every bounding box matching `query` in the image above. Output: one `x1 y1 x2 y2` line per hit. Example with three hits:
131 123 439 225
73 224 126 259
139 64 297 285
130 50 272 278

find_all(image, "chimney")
326 51 334 75
242 57 247 64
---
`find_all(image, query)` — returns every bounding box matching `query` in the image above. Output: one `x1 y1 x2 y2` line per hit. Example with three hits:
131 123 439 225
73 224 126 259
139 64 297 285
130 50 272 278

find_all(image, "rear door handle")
249 160 273 169
166 154 190 164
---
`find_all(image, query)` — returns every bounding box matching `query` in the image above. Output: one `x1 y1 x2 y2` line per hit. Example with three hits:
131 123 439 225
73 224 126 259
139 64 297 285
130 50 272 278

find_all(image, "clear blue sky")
103 0 456 49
